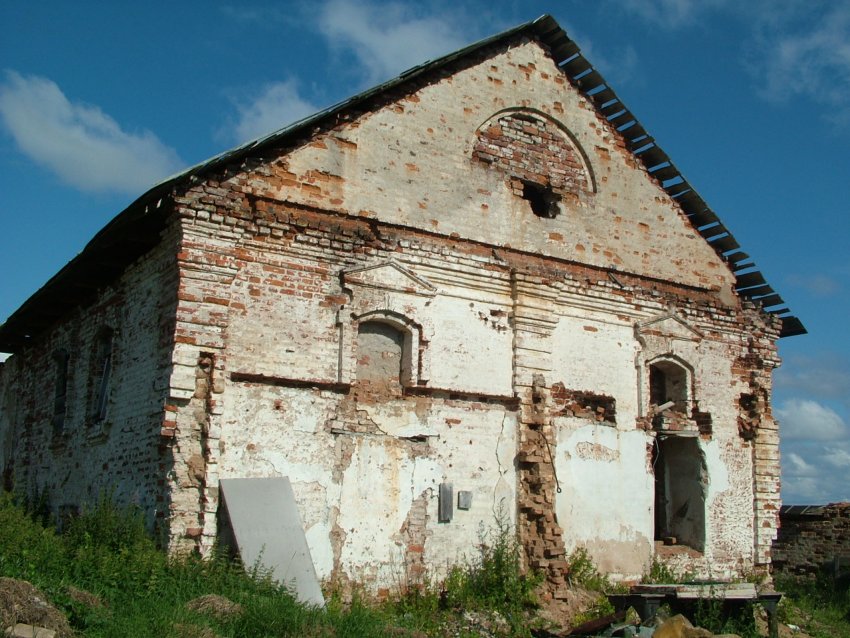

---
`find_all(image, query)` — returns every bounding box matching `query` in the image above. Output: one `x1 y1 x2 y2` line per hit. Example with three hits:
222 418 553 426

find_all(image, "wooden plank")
736 271 767 289
576 69 604 90
640 147 669 167
781 316 807 337
709 234 740 253
739 284 773 298
650 165 679 181
756 294 784 308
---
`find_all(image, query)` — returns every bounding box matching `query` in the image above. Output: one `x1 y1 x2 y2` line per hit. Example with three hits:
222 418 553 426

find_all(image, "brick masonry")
0 36 786 594
772 503 850 578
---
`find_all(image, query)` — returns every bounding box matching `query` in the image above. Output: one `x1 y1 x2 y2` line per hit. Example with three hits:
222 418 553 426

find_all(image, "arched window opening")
653 436 706 552
649 360 689 414
52 349 70 435
90 328 114 423
355 320 406 397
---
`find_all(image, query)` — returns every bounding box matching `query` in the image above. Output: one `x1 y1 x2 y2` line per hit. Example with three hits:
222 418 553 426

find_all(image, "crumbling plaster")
257 41 735 294
157 37 781 588
0 34 785 595
0 223 181 527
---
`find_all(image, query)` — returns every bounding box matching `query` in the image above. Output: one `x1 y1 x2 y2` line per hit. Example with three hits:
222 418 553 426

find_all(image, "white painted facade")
0 24 787 598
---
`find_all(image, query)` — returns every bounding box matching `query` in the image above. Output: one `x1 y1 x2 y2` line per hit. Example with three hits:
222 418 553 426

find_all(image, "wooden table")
607 583 782 638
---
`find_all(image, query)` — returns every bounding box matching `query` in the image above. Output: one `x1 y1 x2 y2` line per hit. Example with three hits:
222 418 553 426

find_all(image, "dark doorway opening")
653 435 706 552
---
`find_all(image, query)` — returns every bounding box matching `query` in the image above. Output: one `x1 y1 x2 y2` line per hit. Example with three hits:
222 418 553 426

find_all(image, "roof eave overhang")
0 193 174 353
0 14 805 353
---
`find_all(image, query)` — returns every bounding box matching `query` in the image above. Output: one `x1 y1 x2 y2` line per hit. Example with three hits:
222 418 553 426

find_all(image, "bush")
0 492 67 585
642 558 691 584
776 573 850 638
692 596 758 638
0 492 554 637
441 510 542 636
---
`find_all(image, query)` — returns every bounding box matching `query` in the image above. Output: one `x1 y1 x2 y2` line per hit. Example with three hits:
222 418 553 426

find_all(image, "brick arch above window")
472 109 595 199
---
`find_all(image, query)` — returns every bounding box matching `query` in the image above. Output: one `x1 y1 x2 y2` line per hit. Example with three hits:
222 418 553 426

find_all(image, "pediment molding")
341 260 437 297
635 311 704 341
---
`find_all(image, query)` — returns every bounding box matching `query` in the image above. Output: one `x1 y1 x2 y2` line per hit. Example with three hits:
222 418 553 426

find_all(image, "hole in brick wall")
551 383 616 424
521 181 560 218
89 327 114 423
650 360 688 413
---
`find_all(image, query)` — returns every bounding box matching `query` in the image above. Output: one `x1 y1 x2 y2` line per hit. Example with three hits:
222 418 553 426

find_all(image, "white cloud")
231 79 319 144
614 0 727 29
782 473 825 503
776 398 847 440
785 451 818 477
782 442 850 503
823 445 850 470
775 354 850 404
754 5 850 110
317 0 471 83
615 0 850 122
786 273 842 297
0 71 182 194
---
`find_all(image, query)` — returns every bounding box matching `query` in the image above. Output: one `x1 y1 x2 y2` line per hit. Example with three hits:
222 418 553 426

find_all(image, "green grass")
5 491 847 638
441 512 543 635
0 493 542 637
776 573 850 638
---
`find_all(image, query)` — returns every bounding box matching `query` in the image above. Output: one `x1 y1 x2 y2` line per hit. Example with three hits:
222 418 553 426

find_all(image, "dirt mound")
536 585 602 631
65 586 104 609
0 577 73 637
185 594 244 620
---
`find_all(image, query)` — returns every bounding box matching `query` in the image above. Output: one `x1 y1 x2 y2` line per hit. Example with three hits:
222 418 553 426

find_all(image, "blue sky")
1 1 848 504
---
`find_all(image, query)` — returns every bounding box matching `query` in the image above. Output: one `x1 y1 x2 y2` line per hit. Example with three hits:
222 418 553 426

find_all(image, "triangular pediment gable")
342 261 437 297
636 312 703 342
0 15 803 353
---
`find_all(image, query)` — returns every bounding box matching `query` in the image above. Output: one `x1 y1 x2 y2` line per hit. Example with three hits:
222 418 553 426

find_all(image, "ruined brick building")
0 16 804 597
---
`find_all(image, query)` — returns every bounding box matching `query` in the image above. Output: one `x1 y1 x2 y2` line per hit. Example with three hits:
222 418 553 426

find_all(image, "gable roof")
0 15 804 353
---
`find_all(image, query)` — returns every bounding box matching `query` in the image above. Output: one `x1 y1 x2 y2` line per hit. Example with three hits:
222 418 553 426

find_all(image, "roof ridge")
0 14 803 351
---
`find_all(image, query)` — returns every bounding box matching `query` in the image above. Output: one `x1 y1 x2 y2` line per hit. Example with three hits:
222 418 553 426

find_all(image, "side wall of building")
0 223 180 528
773 504 850 578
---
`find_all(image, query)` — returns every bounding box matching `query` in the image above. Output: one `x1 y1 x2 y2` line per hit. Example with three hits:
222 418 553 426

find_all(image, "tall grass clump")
691 595 758 638
776 572 850 638
562 547 629 625
642 558 692 584
0 492 63 581
0 492 396 637
1 492 556 637
441 509 542 636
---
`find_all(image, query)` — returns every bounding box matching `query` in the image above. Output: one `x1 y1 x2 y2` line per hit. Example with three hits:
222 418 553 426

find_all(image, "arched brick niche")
472 109 594 217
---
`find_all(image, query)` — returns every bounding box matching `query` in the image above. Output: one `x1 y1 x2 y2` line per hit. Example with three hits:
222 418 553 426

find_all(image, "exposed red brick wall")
473 110 591 197
773 503 850 578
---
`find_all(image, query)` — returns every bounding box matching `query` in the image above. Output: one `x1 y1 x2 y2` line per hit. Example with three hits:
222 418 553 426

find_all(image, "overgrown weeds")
6 490 848 638
0 492 543 637
441 509 542 636
642 558 692 584
776 572 850 638
562 547 629 625
692 596 758 638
